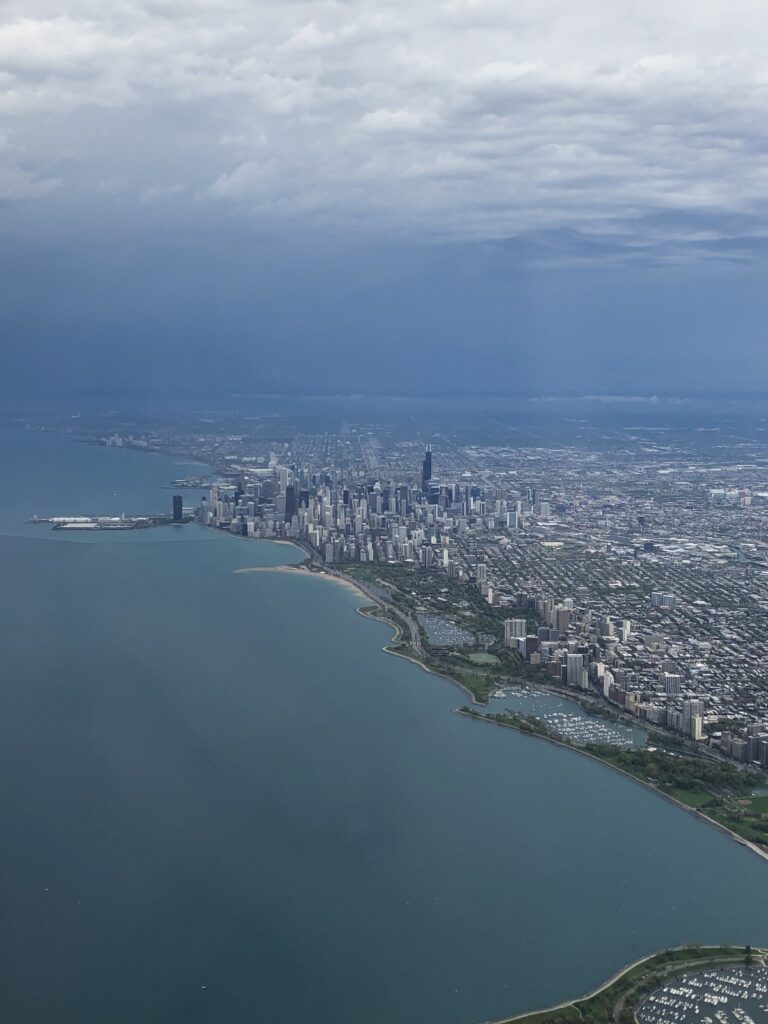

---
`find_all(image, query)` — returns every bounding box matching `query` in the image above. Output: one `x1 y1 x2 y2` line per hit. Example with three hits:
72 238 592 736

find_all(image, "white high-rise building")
682 699 705 740
504 618 527 645
662 673 683 695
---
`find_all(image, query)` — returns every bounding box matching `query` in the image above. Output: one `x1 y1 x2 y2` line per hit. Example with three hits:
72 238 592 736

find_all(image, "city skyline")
4 3 768 1019
87 417 768 766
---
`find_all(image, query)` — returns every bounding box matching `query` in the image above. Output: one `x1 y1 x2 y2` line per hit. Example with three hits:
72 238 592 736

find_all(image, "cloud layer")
2 0 768 261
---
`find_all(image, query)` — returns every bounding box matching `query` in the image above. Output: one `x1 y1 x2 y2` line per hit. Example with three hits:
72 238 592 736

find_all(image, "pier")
26 513 194 530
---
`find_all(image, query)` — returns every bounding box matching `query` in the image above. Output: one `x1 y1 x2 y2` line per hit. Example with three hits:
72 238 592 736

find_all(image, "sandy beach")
234 564 370 600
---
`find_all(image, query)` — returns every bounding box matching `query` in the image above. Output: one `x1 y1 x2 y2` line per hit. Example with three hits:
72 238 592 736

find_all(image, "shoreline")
490 945 767 1024
355 605 481 705
458 710 768 867
239 541 768 869
235 549 483 705
234 561 372 601
32 431 768 1022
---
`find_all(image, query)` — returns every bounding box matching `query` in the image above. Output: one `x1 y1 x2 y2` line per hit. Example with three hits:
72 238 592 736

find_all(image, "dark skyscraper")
285 484 297 522
421 444 432 492
172 494 183 522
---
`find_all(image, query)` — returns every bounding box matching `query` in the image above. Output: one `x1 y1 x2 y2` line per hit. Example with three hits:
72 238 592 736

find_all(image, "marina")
491 685 646 747
637 965 768 1024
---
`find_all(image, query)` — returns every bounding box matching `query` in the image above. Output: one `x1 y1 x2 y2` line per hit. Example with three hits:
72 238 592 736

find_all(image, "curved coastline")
233 562 370 600
355 604 481 705
457 710 768 867
16 429 768 1024
489 945 767 1024
234 553 481 704
238 542 768 870
490 947 661 1024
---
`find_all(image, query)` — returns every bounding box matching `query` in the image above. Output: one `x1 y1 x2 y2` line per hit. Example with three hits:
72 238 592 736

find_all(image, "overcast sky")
2 0 768 398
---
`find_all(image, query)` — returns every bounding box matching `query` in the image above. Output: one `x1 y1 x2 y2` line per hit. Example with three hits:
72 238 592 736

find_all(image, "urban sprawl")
104 425 768 773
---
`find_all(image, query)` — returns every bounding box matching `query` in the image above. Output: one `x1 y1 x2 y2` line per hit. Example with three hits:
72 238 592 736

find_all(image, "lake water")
1 429 767 1024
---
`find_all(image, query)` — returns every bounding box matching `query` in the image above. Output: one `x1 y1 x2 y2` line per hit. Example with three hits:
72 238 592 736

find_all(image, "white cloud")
1 0 768 259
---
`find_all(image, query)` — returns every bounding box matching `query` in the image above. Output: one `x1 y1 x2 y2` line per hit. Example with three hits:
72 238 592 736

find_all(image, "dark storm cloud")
2 1 768 397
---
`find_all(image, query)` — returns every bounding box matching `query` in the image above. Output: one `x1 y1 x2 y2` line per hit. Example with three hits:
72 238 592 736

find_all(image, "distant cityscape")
95 418 768 775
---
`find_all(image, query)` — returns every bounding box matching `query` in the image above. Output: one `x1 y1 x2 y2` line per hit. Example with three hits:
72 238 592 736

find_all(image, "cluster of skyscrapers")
199 446 493 571
185 432 768 770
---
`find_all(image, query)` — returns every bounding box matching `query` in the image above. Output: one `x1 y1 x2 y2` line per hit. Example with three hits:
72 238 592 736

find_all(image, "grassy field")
467 652 500 665
667 787 714 808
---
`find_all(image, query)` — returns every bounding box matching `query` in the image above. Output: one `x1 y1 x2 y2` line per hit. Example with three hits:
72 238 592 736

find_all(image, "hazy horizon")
2 1 768 397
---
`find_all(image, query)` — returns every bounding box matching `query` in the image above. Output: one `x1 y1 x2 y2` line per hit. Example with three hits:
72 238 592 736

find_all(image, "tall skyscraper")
172 494 183 522
285 485 297 522
421 444 432 492
566 653 584 686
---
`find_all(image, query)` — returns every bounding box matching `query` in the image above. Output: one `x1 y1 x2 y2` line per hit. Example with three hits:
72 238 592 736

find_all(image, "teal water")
0 430 767 1024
